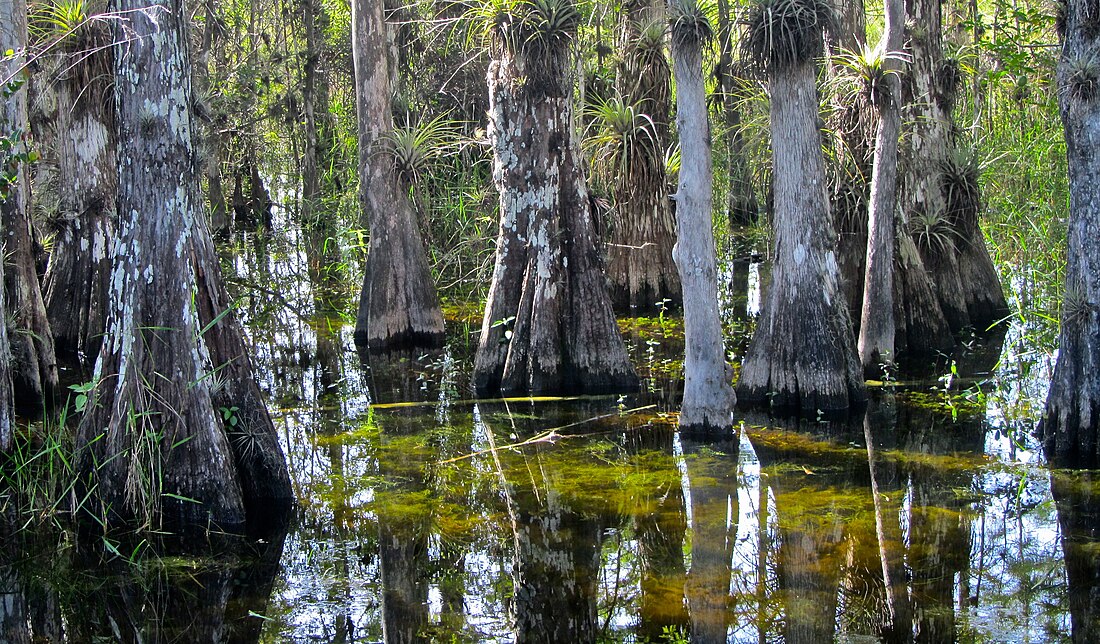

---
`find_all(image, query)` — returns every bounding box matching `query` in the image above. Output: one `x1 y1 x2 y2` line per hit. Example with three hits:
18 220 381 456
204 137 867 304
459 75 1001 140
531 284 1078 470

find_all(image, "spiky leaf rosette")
486 0 580 56
669 0 713 48
740 0 835 75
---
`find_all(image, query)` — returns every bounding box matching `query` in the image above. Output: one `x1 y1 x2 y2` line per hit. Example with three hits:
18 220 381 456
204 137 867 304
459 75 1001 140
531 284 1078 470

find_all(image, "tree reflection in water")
2 288 1089 641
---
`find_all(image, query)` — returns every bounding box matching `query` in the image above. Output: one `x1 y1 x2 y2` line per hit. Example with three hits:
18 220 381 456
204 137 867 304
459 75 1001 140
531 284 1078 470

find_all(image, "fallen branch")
439 404 657 464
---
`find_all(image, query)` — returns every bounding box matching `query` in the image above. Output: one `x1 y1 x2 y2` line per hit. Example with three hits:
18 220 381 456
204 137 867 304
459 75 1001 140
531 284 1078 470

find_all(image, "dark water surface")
1 212 1093 643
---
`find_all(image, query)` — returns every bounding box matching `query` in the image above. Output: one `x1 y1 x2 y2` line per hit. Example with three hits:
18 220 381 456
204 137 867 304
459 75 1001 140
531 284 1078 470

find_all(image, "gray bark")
857 0 903 376
77 0 264 529
1041 0 1100 468
827 0 871 326
669 7 736 432
43 13 115 366
900 0 1007 336
901 0 970 333
716 0 757 226
607 0 681 313
352 0 445 350
473 10 637 395
0 0 57 412
736 56 865 415
0 0 17 449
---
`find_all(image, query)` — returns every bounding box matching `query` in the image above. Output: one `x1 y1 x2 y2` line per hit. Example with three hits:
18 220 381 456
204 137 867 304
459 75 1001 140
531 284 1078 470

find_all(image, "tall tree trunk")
194 1 230 234
669 2 736 431
77 0 289 529
606 0 681 313
737 7 865 415
0 0 17 450
857 0 903 376
1041 0 1100 468
901 0 968 331
716 0 758 226
352 0 445 350
0 0 57 412
300 0 334 227
43 11 116 367
472 5 637 395
827 0 872 326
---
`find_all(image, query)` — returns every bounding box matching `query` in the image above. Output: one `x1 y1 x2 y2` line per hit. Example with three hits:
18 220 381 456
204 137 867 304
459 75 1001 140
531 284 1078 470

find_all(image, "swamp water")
1 215 1094 643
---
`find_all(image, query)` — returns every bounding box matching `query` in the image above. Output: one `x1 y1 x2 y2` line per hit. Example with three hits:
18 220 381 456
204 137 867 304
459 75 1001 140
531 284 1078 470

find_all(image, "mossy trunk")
351 0 444 350
607 0 681 313
77 0 271 529
473 22 637 396
1041 0 1100 469
0 0 57 413
669 15 736 431
736 59 865 415
43 16 115 368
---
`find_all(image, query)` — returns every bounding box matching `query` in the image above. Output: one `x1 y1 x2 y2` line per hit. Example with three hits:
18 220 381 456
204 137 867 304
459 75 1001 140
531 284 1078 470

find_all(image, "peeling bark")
352 0 444 350
607 0 681 313
473 13 637 396
1041 0 1100 469
43 13 115 367
669 10 735 432
0 0 57 412
736 56 865 415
